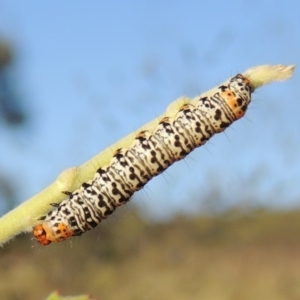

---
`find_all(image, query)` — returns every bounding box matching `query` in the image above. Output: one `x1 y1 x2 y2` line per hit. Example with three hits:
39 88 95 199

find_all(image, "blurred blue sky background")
0 1 299 220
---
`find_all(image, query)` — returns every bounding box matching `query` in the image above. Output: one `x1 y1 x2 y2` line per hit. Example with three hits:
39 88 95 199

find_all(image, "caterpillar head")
33 221 73 245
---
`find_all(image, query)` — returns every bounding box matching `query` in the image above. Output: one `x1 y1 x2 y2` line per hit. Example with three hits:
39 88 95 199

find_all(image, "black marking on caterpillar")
33 74 253 245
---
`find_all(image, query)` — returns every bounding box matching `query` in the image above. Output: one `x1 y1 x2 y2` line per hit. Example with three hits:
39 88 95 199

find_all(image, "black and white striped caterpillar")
33 73 253 245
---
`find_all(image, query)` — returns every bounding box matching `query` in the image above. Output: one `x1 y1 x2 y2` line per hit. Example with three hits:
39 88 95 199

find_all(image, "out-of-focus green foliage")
0 39 27 126
45 291 95 300
1 207 300 300
0 38 30 215
0 42 12 67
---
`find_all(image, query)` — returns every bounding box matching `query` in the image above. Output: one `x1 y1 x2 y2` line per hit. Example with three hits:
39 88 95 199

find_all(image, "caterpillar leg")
62 191 72 196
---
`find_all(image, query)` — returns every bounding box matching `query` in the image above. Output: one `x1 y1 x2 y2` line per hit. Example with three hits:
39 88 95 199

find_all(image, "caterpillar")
33 73 253 245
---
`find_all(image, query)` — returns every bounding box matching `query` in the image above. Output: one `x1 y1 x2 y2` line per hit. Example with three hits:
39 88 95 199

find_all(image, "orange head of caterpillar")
33 222 73 245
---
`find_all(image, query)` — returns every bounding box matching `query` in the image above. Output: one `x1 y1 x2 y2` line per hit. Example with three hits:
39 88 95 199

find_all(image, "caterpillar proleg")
32 67 291 245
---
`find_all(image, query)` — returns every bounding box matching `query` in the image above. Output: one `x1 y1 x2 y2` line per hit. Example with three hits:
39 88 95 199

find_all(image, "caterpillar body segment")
33 73 253 245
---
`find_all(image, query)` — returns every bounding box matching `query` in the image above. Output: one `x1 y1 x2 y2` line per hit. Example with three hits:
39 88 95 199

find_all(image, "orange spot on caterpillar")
220 91 247 119
160 116 170 123
179 103 190 111
135 131 147 139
